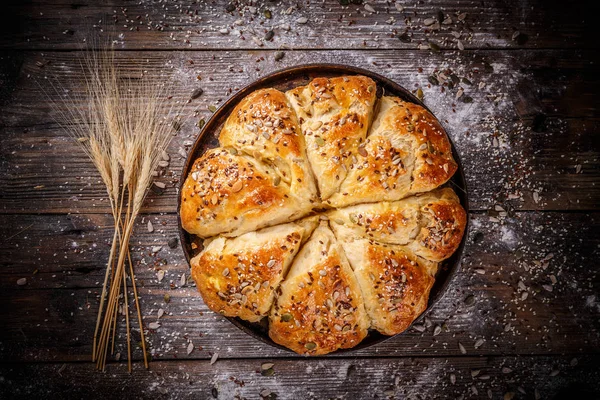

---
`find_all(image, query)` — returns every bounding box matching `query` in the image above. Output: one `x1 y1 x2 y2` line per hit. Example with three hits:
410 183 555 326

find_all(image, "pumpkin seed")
198 118 205 129
264 9 272 19
428 75 439 86
281 313 293 322
315 136 325 146
208 105 217 113
265 30 274 41
231 180 243 193
304 342 317 350
416 88 424 100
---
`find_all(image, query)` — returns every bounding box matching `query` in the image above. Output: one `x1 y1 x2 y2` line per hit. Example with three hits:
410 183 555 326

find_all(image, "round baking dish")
177 64 469 353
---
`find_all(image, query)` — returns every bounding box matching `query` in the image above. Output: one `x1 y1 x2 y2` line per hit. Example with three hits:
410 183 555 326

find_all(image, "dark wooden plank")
0 0 596 50
1 212 598 362
1 356 598 399
0 49 598 214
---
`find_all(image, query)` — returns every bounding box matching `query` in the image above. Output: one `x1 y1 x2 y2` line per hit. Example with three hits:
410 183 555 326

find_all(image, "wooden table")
1 1 598 398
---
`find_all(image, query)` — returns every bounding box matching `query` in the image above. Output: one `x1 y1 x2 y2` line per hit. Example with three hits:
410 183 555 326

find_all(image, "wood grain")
1 50 598 214
1 212 598 362
1 356 598 399
0 0 596 50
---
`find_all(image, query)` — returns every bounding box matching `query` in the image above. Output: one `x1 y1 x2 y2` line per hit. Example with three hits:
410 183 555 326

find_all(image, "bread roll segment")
180 148 313 238
190 216 319 322
328 96 458 207
219 88 318 208
285 76 377 200
328 188 466 262
338 238 437 336
268 221 369 355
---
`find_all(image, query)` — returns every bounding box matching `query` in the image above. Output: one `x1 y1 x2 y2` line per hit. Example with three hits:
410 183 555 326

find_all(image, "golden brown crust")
268 222 369 355
328 188 466 262
286 76 377 200
180 148 312 238
339 238 436 336
328 96 457 207
190 217 319 322
219 88 317 205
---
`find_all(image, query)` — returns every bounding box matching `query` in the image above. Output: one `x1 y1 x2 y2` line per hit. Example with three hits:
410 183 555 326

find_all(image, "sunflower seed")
210 352 219 365
274 51 285 61
158 308 164 319
152 246 162 253
180 273 186 287
458 342 467 354
154 181 166 189
157 270 165 282
423 18 435 26
191 87 204 99
364 3 375 13
186 342 194 355
433 325 442 336
450 373 456 384
17 278 27 286
147 220 154 233
296 17 308 24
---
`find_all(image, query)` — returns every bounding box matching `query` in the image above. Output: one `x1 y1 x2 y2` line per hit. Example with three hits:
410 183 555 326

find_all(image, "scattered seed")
458 342 466 354
158 308 165 319
210 352 219 365
416 88 424 100
265 30 274 41
168 237 178 249
274 51 285 61
570 358 578 366
413 324 426 332
281 313 293 322
364 3 375 13
187 342 194 355
428 76 439 86
17 278 27 286
148 322 160 330
315 136 325 147
296 17 308 24
450 373 456 384
264 9 272 19
474 338 484 348
261 362 274 371
157 270 165 282
304 342 317 350
208 105 217 113
152 246 162 253
464 294 475 306
191 88 204 99
433 325 442 336
502 367 512 374
154 181 166 189
180 273 186 287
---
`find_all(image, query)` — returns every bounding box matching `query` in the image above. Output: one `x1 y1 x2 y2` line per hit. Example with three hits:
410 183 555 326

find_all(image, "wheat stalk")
43 37 182 371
